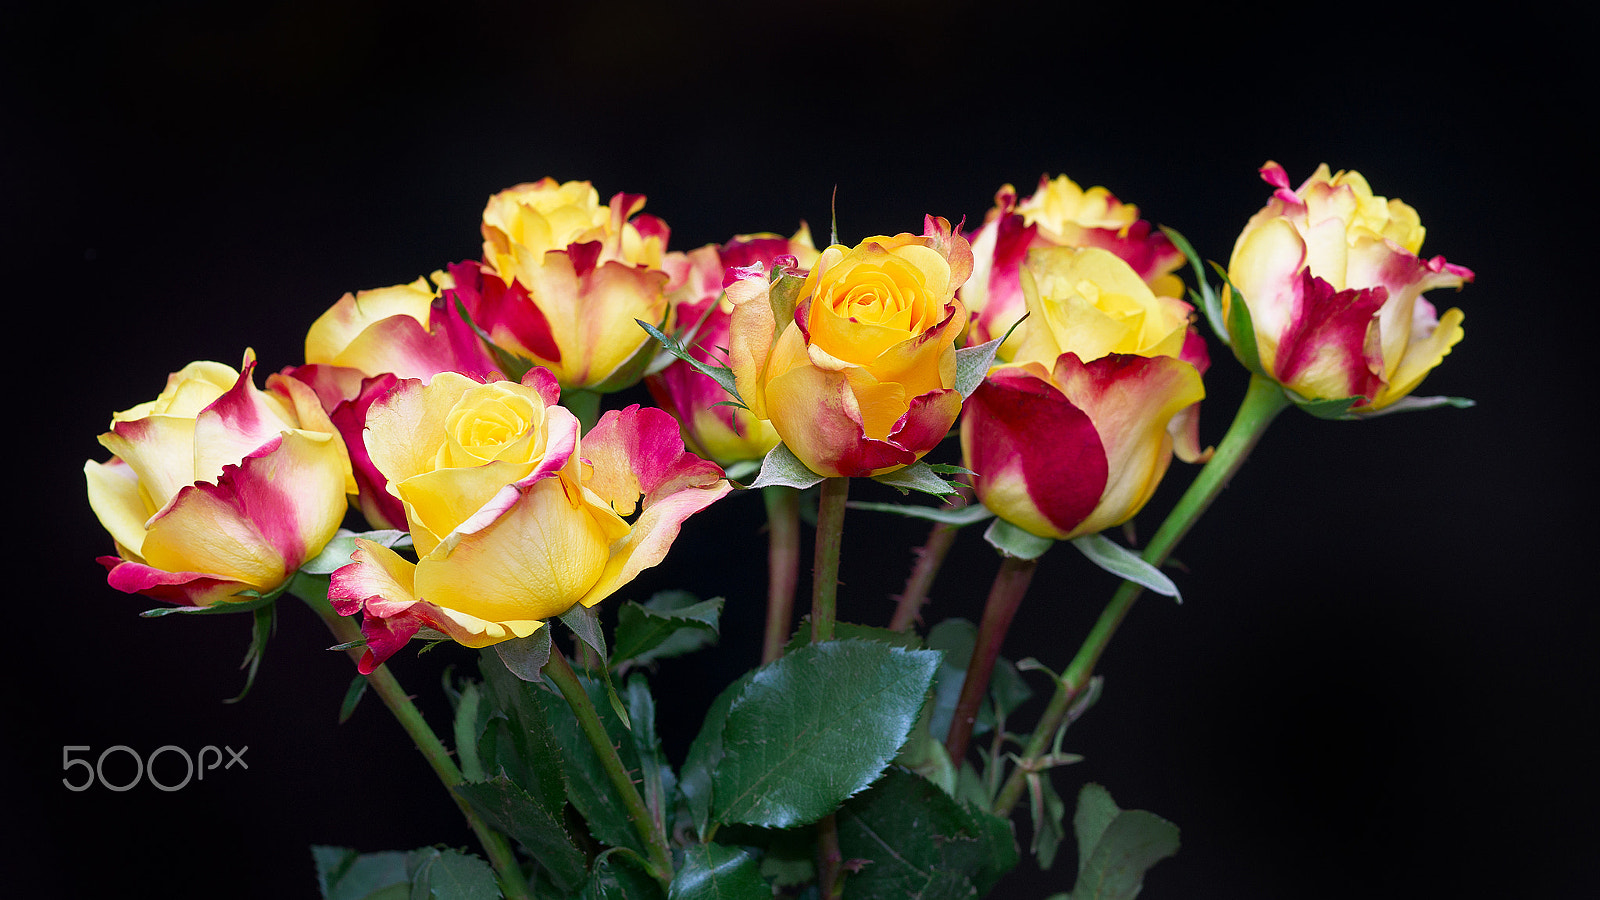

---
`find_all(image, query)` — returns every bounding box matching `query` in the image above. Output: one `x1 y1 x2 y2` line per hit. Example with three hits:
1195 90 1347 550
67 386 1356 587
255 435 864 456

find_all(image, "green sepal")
744 441 825 491
983 517 1056 560
1067 783 1180 900
1159 225 1227 349
559 604 631 730
337 674 368 724
1288 389 1476 421
848 499 995 527
637 319 746 409
221 601 276 704
453 293 534 383
1070 533 1181 603
300 528 413 575
1207 261 1267 378
492 628 553 683
872 460 964 498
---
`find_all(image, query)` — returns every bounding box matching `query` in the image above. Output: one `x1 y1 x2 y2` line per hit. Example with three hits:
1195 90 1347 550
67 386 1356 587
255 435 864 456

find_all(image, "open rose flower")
724 217 972 478
286 275 501 530
328 367 730 672
85 350 355 607
646 228 819 465
962 247 1207 540
449 178 673 392
963 174 1184 357
1225 161 1472 410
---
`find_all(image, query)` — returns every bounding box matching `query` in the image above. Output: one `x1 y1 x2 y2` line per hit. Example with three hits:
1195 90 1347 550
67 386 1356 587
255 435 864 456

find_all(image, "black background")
9 2 1595 897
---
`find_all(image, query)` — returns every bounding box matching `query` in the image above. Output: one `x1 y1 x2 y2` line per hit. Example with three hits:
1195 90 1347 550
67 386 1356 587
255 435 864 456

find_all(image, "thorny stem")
543 645 676 887
992 373 1292 817
305 594 534 900
762 485 802 664
944 555 1039 764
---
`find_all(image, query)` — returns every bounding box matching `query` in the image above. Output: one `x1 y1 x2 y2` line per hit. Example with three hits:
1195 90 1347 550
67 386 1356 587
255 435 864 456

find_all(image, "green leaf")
582 850 666 900
678 673 753 839
835 767 1019 900
921 619 1029 749
781 618 924 656
475 649 569 818
745 442 825 491
455 776 588 894
712 639 940 828
1028 772 1069 870
872 460 964 498
1068 784 1180 900
1069 534 1180 603
667 845 768 900
983 517 1055 560
452 680 486 783
405 847 502 900
612 592 723 667
538 672 650 855
492 629 552 683
313 846 410 900
848 500 995 526
338 674 369 724
622 674 675 842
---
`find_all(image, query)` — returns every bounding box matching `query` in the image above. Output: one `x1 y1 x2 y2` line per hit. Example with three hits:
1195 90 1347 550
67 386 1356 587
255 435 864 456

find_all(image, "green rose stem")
542 644 676 888
992 373 1292 817
810 477 849 643
303 594 535 900
810 475 850 900
762 485 802 664
944 554 1039 764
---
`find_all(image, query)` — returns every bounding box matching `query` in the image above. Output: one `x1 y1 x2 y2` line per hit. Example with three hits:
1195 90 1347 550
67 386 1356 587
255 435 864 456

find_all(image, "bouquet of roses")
83 162 1472 899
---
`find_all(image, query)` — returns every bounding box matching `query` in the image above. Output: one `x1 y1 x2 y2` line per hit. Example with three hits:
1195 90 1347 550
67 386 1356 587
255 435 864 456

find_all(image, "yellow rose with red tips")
724 216 972 478
85 350 356 607
451 178 673 392
962 247 1209 541
1224 162 1472 411
328 367 729 673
